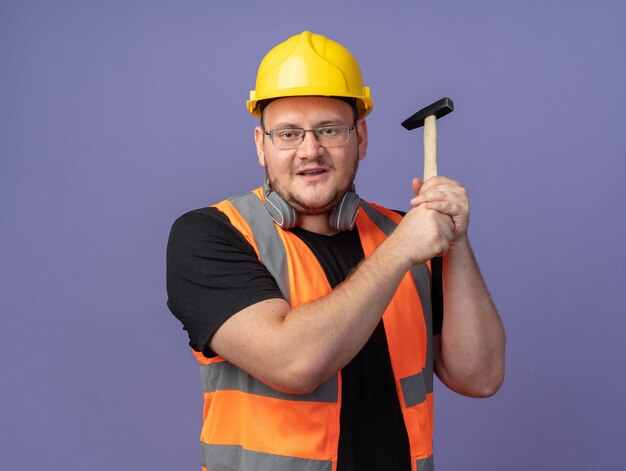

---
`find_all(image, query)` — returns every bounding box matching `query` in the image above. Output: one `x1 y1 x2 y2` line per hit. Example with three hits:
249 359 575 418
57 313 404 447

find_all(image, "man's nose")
296 130 323 158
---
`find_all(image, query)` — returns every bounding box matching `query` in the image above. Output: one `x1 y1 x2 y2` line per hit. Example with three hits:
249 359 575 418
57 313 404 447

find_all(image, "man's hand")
410 177 470 246
388 200 454 267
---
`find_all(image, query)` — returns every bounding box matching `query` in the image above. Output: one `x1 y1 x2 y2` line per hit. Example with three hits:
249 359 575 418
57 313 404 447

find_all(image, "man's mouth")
297 168 328 176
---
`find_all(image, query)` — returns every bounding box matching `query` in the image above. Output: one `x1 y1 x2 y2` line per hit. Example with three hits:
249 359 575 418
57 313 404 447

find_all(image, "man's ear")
254 126 266 167
356 119 368 161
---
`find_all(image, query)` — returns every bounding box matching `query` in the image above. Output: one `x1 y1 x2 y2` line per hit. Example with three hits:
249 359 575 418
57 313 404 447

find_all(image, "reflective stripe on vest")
417 455 435 471
201 446 431 471
200 361 338 403
229 191 292 305
199 188 435 471
201 443 332 471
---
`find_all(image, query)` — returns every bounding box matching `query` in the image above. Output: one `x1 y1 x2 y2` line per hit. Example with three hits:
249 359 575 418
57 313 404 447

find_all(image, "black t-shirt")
166 207 443 471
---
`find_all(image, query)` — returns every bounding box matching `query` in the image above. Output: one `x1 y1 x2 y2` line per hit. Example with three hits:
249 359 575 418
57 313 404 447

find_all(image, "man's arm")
209 203 455 394
435 238 505 396
412 177 505 397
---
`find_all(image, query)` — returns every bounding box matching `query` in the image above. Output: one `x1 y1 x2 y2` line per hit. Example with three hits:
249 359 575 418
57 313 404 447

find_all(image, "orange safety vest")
193 188 435 471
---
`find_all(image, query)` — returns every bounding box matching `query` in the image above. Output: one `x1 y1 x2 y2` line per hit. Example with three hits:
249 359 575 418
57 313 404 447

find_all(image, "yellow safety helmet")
247 31 373 119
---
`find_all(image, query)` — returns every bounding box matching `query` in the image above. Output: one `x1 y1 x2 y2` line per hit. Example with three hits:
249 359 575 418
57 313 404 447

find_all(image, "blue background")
2 1 625 469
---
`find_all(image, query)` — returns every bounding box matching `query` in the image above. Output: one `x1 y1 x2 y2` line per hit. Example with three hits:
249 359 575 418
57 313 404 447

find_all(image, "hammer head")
401 97 454 130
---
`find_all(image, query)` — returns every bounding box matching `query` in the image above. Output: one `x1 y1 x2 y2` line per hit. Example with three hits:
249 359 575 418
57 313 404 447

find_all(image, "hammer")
401 97 454 181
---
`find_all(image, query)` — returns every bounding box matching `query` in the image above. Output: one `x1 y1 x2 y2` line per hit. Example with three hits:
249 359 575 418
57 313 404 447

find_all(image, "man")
167 31 505 471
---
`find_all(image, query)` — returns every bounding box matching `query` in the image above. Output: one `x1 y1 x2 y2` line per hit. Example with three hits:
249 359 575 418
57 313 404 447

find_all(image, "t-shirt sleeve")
430 256 444 336
166 207 284 355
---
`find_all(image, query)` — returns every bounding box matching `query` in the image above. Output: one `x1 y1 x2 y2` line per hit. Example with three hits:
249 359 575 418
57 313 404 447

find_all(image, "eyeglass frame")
262 123 356 149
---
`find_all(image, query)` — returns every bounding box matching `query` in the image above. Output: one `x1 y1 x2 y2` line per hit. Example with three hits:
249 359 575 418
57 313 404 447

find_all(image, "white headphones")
263 179 361 231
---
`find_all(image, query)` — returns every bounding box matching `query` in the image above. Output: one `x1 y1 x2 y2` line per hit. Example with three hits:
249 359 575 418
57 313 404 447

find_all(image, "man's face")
254 96 368 216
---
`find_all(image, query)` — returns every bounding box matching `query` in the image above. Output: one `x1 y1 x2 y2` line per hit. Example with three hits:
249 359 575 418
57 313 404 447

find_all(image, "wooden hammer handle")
423 114 438 180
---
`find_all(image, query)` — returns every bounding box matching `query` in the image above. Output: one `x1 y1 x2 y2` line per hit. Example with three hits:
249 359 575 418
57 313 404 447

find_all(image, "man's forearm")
435 238 505 397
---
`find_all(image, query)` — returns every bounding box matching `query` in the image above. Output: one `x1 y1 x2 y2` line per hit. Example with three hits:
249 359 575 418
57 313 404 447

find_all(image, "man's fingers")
425 200 464 217
417 192 465 211
425 200 453 215
410 178 424 207
412 178 423 196
419 177 465 198
418 175 456 194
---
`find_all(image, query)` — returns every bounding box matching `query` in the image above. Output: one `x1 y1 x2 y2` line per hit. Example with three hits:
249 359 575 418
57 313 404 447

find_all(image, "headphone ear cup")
262 180 358 232
329 191 361 232
264 191 299 229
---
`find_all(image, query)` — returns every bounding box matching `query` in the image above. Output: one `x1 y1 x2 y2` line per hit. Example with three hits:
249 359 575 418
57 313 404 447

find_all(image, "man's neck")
298 214 337 235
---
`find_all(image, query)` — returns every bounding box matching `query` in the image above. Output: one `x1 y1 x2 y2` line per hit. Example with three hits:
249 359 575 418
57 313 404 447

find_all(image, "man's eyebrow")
267 121 300 129
316 120 349 127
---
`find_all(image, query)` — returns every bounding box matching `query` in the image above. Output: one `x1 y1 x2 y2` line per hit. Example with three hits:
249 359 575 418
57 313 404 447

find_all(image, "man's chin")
286 192 343 216
290 201 337 216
